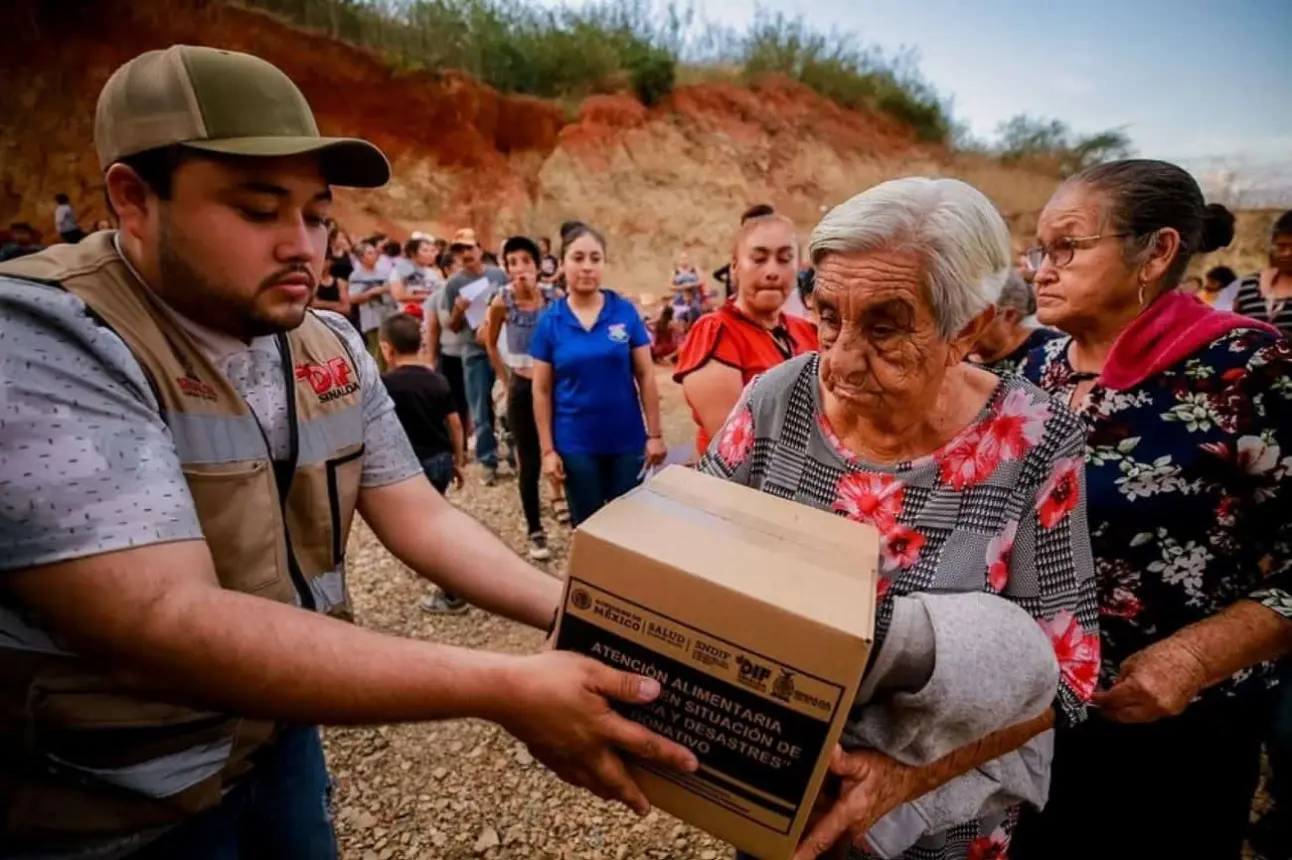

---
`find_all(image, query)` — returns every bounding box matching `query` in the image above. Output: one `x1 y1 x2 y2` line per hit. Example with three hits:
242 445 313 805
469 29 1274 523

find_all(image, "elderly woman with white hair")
698 177 1099 860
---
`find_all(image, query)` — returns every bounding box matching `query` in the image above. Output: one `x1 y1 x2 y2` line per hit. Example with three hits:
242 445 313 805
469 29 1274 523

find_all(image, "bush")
626 45 676 106
239 0 951 140
734 10 951 142
993 114 1134 177
241 0 678 103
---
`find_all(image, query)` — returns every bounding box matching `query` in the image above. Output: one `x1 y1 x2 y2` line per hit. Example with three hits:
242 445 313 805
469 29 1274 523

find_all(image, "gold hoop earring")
1137 282 1147 308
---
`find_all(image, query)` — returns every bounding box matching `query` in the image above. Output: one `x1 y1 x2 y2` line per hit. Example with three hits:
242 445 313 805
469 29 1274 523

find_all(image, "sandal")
552 497 572 526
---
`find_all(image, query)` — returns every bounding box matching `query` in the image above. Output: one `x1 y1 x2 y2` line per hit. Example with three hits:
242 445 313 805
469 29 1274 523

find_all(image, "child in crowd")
378 313 468 615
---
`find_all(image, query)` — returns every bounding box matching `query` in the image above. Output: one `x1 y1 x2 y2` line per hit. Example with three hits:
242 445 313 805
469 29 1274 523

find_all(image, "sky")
545 0 1291 186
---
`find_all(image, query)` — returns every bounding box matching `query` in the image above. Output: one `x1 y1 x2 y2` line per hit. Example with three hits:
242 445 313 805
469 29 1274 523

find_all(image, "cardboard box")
553 466 877 860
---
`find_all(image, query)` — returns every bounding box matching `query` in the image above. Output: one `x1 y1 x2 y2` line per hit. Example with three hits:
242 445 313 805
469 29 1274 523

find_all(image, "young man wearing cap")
0 46 696 860
442 228 509 484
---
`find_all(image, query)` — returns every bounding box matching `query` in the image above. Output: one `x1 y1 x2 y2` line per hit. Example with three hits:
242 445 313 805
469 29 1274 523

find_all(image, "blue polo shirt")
530 290 650 456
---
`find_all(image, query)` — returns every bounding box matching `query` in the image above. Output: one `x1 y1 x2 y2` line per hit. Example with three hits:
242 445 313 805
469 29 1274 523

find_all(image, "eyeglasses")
1024 233 1134 272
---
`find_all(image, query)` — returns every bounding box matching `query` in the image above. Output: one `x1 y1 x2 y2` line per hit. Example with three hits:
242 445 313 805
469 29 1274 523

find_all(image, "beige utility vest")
0 232 365 837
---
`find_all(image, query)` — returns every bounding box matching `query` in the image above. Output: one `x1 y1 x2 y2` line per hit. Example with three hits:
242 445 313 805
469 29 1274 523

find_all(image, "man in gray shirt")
442 228 509 482
0 44 693 860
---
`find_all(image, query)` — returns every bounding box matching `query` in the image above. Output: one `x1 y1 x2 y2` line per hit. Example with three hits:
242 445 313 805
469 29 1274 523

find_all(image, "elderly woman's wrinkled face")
734 221 796 315
814 250 961 408
1032 184 1139 332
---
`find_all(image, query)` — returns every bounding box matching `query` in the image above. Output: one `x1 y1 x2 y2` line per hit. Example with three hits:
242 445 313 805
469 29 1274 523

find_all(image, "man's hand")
1091 635 1208 723
794 747 916 860
496 651 698 815
451 461 466 489
454 295 471 314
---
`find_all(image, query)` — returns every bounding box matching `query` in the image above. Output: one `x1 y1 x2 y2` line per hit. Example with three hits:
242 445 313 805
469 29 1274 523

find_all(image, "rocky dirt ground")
322 370 730 860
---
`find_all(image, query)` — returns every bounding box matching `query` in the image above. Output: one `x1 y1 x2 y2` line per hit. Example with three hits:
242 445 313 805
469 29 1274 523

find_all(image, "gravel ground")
323 369 731 860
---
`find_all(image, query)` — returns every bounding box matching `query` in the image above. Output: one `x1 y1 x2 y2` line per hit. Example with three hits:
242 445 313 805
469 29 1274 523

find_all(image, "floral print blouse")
1021 329 1292 700
698 354 1100 860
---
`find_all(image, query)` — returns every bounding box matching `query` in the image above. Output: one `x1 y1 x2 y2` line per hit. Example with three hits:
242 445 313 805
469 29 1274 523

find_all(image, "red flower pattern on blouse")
1037 457 1081 528
717 406 755 466
939 427 995 490
834 472 905 533
980 387 1051 463
940 388 1050 490
882 525 926 571
1038 609 1101 702
966 827 1010 860
984 520 1019 592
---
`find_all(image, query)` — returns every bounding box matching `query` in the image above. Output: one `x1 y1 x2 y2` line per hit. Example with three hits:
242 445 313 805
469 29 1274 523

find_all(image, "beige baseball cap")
450 228 479 249
95 45 390 188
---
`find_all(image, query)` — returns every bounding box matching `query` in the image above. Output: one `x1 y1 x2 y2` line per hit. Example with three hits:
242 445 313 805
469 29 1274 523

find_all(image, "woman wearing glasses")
1010 160 1292 860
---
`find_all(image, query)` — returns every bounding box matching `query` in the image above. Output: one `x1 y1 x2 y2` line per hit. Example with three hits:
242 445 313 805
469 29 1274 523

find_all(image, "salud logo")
607 323 628 343
296 357 360 403
571 589 592 611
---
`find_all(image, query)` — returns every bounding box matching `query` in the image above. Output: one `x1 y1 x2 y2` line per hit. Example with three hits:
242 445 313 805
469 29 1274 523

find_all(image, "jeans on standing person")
561 451 644 527
463 353 497 470
507 376 544 536
132 725 337 860
422 452 455 495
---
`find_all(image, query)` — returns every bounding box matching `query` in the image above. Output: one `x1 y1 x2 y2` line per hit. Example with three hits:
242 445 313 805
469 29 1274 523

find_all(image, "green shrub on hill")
238 0 953 141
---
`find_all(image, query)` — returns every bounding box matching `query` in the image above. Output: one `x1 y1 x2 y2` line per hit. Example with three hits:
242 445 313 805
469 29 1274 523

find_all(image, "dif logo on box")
735 654 772 690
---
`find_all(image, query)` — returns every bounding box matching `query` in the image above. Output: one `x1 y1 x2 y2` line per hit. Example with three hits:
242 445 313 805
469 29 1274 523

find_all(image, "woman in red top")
674 211 819 453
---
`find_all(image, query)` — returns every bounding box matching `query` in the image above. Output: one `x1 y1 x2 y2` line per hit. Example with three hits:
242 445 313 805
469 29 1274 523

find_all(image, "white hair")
809 177 1012 339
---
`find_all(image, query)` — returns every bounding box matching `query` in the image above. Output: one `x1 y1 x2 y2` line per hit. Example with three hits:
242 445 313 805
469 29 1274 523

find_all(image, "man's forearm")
1174 598 1292 688
362 479 561 630
448 301 467 332
14 547 522 727
403 505 560 629
906 709 1055 801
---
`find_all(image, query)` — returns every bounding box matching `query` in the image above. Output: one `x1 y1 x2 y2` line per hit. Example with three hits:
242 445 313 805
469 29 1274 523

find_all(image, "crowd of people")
2 42 1292 860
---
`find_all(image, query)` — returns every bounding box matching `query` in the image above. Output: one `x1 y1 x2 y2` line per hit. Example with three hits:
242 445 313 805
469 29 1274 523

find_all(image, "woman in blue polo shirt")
531 223 667 525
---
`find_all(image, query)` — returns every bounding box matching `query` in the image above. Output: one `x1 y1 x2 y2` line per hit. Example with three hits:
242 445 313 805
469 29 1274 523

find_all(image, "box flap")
578 466 876 639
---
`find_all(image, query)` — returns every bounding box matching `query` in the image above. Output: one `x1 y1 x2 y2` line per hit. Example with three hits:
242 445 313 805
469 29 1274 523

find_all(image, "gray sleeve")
846 591 1059 858
315 311 422 488
441 274 462 305
0 279 204 571
842 591 1059 762
862 733 1054 859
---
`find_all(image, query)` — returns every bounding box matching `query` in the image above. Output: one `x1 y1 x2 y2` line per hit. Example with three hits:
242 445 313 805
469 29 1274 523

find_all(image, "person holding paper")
697 177 1099 860
442 228 509 484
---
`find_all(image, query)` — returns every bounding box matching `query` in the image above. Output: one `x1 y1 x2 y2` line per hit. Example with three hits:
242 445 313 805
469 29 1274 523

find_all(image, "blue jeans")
422 452 455 495
133 725 337 860
463 353 497 469
561 451 644 526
